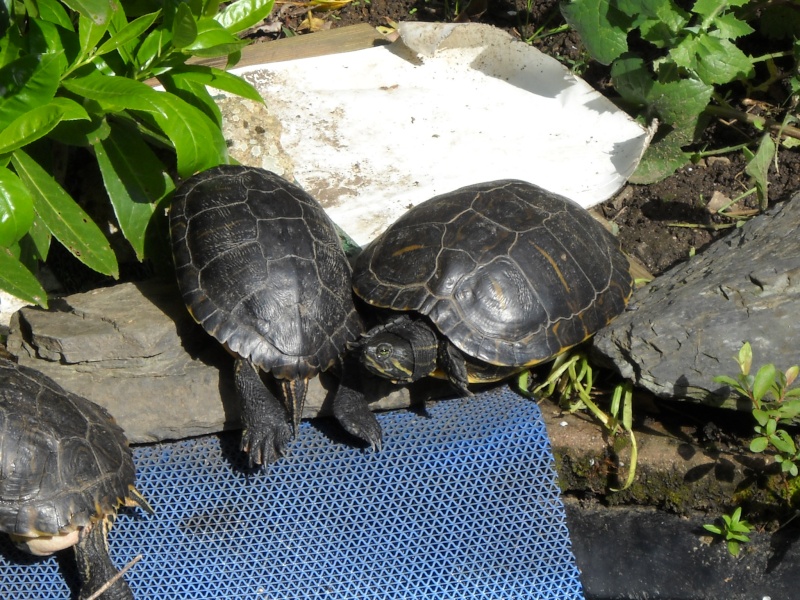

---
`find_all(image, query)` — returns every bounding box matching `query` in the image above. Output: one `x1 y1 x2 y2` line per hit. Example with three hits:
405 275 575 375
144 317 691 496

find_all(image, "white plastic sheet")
229 22 652 246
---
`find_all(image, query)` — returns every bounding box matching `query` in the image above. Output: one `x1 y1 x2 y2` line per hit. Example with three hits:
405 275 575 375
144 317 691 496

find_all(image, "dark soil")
262 0 800 277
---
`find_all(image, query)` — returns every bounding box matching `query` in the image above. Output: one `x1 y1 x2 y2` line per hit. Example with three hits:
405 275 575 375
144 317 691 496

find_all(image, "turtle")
351 179 634 393
169 164 381 467
0 357 151 600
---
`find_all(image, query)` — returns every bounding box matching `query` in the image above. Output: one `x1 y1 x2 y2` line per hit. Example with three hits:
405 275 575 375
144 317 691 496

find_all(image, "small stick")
83 554 143 600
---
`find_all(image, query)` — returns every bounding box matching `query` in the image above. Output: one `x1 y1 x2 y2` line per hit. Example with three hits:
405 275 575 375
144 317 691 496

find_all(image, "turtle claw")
241 422 293 468
336 407 383 452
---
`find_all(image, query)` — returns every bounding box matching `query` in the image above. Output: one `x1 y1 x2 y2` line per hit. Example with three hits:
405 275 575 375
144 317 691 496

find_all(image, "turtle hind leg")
75 516 134 600
235 358 293 468
332 353 383 451
438 341 473 397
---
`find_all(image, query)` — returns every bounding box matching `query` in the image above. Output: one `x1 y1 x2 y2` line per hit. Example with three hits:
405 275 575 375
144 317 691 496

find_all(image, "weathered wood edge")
196 23 389 69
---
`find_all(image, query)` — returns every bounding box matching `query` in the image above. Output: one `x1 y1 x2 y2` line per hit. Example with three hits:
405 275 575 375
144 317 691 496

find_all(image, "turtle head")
358 317 438 384
361 332 417 383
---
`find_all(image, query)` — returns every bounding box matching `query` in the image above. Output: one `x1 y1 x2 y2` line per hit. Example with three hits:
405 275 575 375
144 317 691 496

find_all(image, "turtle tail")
282 378 308 436
125 485 154 515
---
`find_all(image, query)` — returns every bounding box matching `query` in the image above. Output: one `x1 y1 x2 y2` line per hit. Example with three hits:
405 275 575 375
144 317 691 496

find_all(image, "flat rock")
5 281 420 443
592 191 800 409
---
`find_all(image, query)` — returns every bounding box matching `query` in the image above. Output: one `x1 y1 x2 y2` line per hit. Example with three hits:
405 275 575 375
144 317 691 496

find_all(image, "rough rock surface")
592 191 800 408
5 281 416 443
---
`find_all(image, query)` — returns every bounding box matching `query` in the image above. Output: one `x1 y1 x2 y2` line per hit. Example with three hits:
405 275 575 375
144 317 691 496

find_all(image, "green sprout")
703 506 753 557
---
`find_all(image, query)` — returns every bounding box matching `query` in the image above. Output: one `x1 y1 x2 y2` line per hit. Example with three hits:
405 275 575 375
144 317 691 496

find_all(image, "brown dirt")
261 0 800 277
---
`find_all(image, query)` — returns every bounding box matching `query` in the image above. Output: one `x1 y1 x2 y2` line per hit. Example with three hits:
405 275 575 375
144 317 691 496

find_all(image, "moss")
551 444 790 521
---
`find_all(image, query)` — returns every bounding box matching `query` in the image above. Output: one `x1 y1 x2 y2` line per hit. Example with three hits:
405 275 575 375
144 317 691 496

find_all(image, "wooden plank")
192 23 389 70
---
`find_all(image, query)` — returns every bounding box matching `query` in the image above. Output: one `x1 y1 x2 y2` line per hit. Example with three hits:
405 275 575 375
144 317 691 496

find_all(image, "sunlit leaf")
0 247 48 307
214 0 274 33
163 64 263 102
0 99 89 154
95 10 161 57
60 0 114 25
0 167 35 247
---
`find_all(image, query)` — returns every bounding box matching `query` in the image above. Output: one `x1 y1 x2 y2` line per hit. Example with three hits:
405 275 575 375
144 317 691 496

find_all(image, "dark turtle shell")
170 165 363 381
0 358 135 539
353 179 633 368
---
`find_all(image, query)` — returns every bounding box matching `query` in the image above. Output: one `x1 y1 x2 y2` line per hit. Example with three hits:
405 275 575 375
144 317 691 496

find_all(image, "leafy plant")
520 351 638 491
703 506 753 557
561 0 800 184
714 342 800 475
705 343 800 556
0 0 274 307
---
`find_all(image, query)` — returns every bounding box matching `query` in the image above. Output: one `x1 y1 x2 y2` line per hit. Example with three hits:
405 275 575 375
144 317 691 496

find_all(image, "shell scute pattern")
354 179 633 368
171 165 362 382
0 359 134 539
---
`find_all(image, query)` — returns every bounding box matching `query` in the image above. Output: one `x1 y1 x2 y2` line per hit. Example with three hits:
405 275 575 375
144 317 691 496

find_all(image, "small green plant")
520 351 638 491
703 506 753 557
561 0 800 184
714 342 800 475
705 343 800 556
0 0 274 307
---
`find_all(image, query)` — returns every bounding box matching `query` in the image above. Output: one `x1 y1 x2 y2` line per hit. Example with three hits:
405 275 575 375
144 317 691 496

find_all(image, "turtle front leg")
332 353 383 451
235 358 293 467
75 517 133 600
438 341 473 397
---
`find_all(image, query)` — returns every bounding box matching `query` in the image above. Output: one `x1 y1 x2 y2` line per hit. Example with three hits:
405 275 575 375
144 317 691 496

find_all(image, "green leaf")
172 2 199 49
10 149 118 278
0 53 62 129
49 114 112 146
61 70 163 111
752 408 769 427
693 36 754 85
136 27 173 72
214 0 274 34
163 64 264 102
745 133 775 209
750 436 769 453
203 0 222 17
36 0 74 28
753 363 777 403
60 0 114 25
0 247 48 307
703 523 723 535
95 10 161 57
0 167 35 247
691 0 746 28
157 73 223 127
145 92 229 177
629 130 691 184
95 125 175 260
771 429 797 455
610 55 653 106
737 342 752 375
561 0 630 65
78 11 110 62
183 17 248 57
0 99 89 154
712 13 754 39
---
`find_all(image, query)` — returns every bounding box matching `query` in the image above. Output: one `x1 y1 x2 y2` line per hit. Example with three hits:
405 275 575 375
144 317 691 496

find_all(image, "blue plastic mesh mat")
1 385 584 599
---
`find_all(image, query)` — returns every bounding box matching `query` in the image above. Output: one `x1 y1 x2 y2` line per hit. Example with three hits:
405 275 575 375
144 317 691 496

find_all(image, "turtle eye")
375 343 392 358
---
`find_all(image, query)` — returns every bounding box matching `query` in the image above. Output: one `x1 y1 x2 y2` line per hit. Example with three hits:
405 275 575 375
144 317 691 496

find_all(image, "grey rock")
6 281 416 443
592 191 800 409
